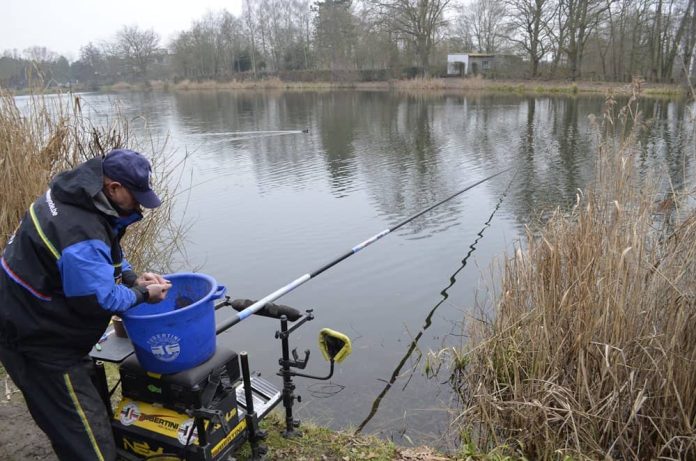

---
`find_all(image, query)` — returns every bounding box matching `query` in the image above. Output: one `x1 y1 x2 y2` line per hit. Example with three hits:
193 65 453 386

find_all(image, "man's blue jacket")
0 157 147 369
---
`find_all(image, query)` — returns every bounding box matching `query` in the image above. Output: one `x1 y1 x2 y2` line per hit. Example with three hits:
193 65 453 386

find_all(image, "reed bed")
445 94 696 459
110 76 683 97
0 88 185 273
170 78 390 91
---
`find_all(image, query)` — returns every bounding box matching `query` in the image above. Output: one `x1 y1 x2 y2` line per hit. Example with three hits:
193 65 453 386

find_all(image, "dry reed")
0 88 185 273
444 90 696 459
171 77 389 91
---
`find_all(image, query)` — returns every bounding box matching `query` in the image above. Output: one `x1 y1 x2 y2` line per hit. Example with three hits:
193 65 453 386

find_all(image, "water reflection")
65 90 694 446
355 168 518 434
317 92 360 197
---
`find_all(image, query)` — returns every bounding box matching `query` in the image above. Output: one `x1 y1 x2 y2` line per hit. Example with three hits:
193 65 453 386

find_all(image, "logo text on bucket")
147 333 182 362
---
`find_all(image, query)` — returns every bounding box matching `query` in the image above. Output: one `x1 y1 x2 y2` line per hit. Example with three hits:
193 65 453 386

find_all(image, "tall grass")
169 78 389 91
445 93 696 459
0 88 185 273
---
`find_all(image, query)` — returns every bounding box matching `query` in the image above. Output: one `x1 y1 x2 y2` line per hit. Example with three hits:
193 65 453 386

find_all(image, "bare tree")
314 0 356 71
23 46 58 63
682 0 696 80
655 0 695 81
293 0 314 69
556 0 611 80
242 0 259 75
113 25 161 80
368 0 452 76
450 11 476 51
464 0 512 53
505 0 556 76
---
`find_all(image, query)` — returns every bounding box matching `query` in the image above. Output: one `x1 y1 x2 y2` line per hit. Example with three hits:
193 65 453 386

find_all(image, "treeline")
2 0 696 90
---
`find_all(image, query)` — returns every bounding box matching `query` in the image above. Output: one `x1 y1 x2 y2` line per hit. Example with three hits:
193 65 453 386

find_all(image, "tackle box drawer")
119 341 241 411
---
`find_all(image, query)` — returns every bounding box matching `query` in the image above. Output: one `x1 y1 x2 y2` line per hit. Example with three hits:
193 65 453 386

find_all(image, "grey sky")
2 0 243 61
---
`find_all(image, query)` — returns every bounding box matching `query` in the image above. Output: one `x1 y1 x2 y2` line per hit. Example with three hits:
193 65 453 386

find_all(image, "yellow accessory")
318 328 351 363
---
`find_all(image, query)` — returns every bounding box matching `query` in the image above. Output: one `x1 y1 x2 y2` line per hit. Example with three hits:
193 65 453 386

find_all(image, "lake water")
34 90 696 447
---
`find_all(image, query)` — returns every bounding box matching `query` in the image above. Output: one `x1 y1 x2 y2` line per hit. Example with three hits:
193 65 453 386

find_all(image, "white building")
447 53 496 76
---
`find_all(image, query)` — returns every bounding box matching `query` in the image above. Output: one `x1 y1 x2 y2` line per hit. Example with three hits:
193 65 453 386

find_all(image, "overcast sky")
2 0 243 61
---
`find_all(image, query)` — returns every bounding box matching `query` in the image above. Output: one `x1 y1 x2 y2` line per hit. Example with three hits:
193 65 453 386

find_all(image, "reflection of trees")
167 91 692 231
172 91 321 192
351 93 467 236
641 99 693 194
555 97 582 205
316 92 360 195
500 96 603 228
515 97 539 221
355 171 515 433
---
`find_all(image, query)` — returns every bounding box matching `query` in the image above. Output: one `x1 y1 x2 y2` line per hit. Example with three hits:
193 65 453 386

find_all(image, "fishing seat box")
119 341 241 411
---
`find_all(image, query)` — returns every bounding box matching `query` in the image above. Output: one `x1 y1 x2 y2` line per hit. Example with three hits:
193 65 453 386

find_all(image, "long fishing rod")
216 167 512 333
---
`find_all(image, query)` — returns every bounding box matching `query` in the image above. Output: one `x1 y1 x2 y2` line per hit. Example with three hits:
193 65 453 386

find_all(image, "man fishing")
0 149 171 461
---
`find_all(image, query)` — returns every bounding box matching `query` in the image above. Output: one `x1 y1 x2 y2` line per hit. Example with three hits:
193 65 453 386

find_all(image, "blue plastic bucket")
122 273 226 374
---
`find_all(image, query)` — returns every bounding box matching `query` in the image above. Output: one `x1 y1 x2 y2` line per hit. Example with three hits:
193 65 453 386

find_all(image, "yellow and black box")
112 389 248 461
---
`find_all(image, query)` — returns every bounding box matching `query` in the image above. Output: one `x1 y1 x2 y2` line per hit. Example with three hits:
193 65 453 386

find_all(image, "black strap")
200 365 224 407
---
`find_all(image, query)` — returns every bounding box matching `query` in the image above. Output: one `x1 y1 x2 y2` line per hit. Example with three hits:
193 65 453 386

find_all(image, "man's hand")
136 272 169 287
146 282 171 303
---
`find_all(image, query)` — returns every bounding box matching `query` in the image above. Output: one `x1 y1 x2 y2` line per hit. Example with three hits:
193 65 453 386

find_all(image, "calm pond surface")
48 90 696 446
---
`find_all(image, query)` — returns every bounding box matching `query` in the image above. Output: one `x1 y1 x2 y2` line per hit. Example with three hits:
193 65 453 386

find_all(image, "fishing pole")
216 167 513 333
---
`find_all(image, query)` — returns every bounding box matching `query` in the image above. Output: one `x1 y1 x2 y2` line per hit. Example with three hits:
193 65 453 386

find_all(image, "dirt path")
0 377 57 460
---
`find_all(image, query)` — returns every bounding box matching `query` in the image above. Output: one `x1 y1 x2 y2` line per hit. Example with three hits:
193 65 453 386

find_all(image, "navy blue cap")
102 149 161 209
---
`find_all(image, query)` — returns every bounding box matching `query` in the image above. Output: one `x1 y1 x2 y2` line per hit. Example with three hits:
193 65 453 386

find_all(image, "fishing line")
216 167 514 333
193 129 308 136
189 129 309 141
354 167 519 434
307 382 346 398
211 132 305 142
167 129 309 199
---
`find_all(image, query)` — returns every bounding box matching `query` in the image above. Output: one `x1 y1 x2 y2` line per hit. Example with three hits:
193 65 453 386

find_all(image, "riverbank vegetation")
0 89 184 272
3 1 696 92
442 93 696 459
94 76 685 99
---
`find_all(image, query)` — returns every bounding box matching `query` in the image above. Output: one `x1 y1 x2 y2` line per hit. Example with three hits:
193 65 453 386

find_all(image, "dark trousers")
0 346 116 461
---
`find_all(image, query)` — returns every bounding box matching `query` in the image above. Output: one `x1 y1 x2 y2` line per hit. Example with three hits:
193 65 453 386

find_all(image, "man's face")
104 181 141 214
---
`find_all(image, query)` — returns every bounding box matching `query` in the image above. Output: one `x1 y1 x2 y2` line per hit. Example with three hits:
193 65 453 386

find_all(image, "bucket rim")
122 272 218 320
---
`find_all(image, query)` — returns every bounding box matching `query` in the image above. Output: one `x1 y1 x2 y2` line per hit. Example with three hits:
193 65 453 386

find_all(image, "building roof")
447 53 496 57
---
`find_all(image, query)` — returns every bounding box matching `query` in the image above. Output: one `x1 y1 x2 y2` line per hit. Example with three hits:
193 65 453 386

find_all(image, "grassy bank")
98 77 686 97
444 93 696 459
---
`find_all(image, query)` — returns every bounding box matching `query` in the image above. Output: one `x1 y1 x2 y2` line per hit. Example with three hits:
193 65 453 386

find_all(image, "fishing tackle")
217 167 513 332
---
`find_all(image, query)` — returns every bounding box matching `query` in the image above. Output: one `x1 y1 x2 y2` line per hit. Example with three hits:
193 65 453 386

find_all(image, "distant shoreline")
12 77 686 97
119 77 688 97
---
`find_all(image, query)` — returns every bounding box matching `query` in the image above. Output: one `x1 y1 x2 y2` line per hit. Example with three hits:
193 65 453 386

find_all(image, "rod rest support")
275 310 314 340
276 313 315 438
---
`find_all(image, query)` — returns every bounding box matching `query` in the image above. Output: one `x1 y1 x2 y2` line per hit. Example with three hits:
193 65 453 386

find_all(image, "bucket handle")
213 285 227 299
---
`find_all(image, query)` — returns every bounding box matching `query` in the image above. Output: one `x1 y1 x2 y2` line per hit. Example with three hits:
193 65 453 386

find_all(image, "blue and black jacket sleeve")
59 240 145 313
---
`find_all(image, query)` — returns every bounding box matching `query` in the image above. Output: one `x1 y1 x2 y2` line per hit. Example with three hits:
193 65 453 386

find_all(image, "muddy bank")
0 378 57 460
